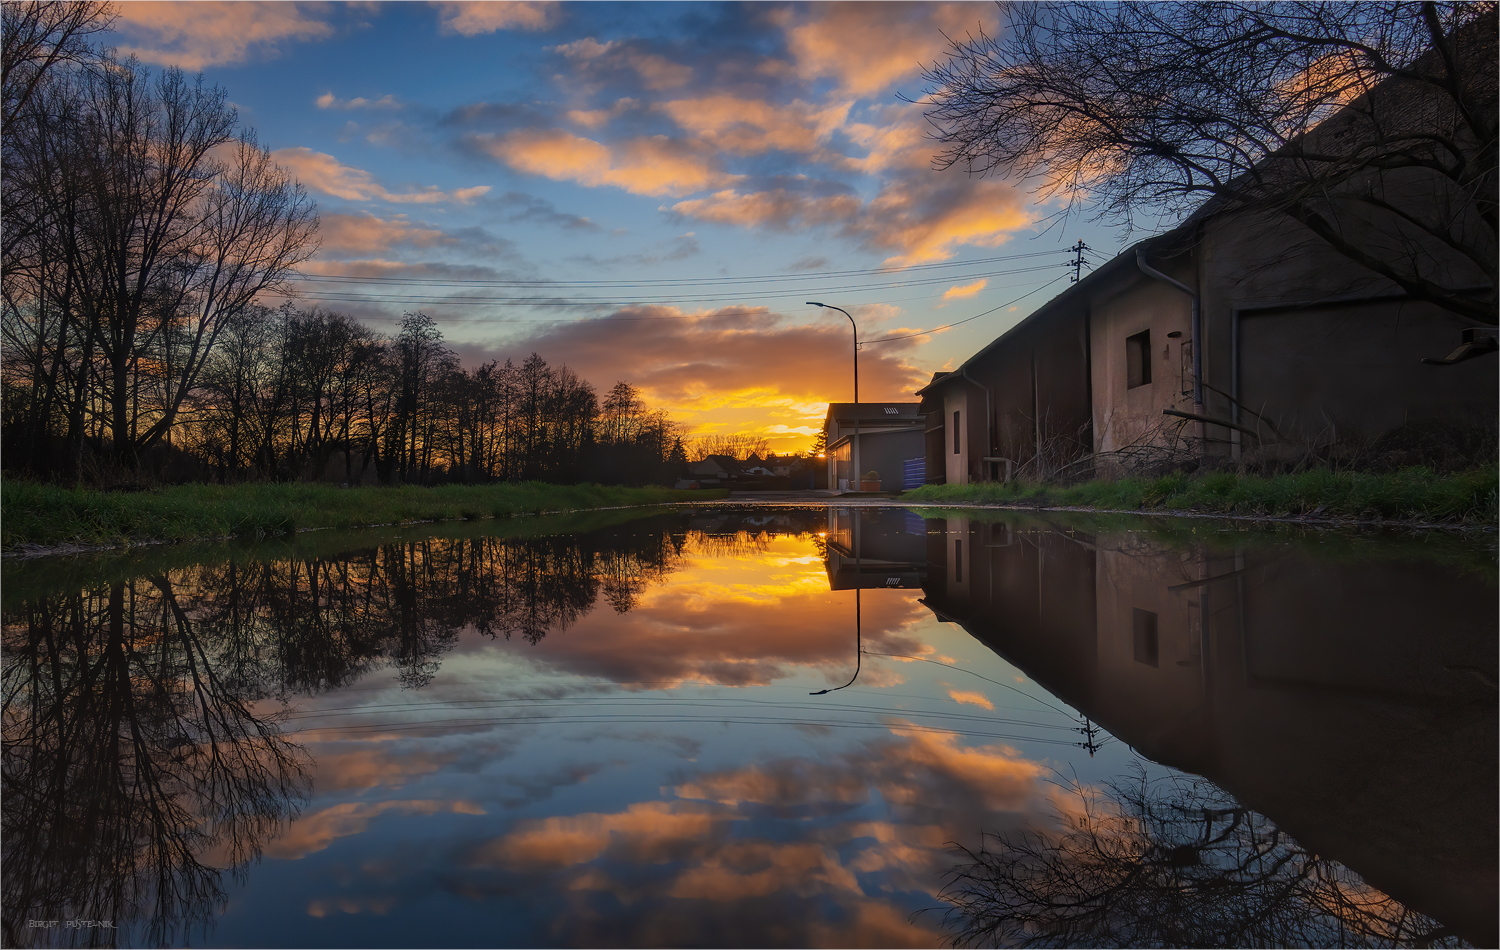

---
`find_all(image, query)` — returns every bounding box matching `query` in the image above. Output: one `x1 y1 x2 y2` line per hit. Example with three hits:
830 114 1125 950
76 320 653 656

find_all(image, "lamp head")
806 301 824 307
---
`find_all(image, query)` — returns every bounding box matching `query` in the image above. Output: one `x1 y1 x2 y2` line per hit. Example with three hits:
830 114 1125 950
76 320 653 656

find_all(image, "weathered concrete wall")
941 387 971 485
1199 207 1497 454
1237 299 1496 445
1089 273 1197 460
928 304 1094 484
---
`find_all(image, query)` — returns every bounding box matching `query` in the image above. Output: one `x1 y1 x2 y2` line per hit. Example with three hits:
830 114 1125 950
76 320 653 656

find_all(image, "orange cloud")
315 212 456 256
669 176 1030 266
657 96 849 155
775 2 992 97
474 130 736 198
308 744 462 792
271 147 491 205
857 176 1033 266
469 801 726 870
666 840 861 900
807 900 939 948
877 723 1050 813
114 1 337 70
941 279 988 301
266 799 486 861
552 37 695 91
946 688 995 709
566 98 641 129
316 92 401 110
433 1 561 35
675 763 870 809
669 188 860 229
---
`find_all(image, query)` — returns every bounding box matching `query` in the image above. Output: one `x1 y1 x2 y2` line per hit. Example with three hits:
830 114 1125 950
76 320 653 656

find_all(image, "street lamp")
808 301 860 491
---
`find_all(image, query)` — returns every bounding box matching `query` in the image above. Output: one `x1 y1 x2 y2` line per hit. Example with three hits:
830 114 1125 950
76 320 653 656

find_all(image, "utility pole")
1069 240 1089 283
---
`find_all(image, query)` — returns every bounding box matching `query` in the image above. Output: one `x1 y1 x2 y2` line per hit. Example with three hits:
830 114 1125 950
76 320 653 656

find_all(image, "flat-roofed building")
822 403 924 492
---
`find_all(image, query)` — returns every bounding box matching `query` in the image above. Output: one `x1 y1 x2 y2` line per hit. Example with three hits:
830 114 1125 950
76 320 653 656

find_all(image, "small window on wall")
1126 330 1152 389
953 410 961 454
1133 608 1159 667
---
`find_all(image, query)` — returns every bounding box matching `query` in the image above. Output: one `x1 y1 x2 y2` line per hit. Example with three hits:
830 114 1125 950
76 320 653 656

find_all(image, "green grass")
0 480 728 550
901 465 1499 525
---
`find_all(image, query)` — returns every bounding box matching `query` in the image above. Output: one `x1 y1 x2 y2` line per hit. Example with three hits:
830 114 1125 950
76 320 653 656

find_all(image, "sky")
109 1 1128 453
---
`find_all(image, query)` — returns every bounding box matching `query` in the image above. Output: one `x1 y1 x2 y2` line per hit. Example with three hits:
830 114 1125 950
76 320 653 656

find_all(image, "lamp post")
808 301 859 491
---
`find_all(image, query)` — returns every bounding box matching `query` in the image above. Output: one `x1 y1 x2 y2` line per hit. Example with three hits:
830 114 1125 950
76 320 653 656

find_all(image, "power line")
280 263 1071 308
285 247 1076 289
861 275 1068 345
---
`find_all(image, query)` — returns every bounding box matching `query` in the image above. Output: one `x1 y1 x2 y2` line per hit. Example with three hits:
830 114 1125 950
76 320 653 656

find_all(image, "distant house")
822 403 925 491
739 453 776 477
687 455 744 485
763 453 794 478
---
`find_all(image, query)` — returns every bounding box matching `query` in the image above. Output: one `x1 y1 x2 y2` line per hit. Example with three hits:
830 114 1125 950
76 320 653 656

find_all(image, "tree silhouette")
919 2 1496 321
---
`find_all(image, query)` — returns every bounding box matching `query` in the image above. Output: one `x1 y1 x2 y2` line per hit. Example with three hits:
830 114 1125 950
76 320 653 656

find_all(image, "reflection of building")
919 513 1498 946
822 507 928 590
822 403 924 492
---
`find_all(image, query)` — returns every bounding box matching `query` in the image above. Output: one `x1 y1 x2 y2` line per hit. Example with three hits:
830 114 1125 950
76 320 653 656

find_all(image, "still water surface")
3 505 1494 948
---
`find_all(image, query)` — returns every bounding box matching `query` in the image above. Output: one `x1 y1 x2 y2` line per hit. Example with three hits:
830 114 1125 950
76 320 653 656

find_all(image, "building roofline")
828 425 924 450
916 228 1198 396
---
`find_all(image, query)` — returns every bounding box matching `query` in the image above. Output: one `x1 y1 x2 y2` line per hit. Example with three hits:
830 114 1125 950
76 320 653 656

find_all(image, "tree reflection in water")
932 767 1464 949
2 579 311 949
0 517 762 946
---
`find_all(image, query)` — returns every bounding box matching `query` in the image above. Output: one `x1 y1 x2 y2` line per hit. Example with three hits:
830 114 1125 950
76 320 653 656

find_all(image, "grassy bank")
901 465 1499 525
1 480 728 550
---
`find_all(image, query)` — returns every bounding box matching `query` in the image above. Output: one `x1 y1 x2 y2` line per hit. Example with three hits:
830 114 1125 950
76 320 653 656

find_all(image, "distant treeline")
0 4 685 487
7 301 688 486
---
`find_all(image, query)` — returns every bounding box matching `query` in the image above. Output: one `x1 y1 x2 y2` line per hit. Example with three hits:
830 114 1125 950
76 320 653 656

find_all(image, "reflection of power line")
284 696 1081 734
292 713 1086 745
861 651 1074 715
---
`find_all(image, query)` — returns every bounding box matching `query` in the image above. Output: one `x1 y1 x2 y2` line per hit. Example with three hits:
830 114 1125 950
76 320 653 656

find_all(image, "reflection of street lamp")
808 301 859 491
811 588 861 695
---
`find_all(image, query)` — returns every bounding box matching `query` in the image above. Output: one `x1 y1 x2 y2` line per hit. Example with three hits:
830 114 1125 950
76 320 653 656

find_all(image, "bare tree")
2 54 318 476
689 432 773 462
919 2 1497 321
1 0 115 128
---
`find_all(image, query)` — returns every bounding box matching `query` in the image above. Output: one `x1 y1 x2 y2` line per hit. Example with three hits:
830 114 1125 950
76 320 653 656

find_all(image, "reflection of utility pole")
1077 716 1101 757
